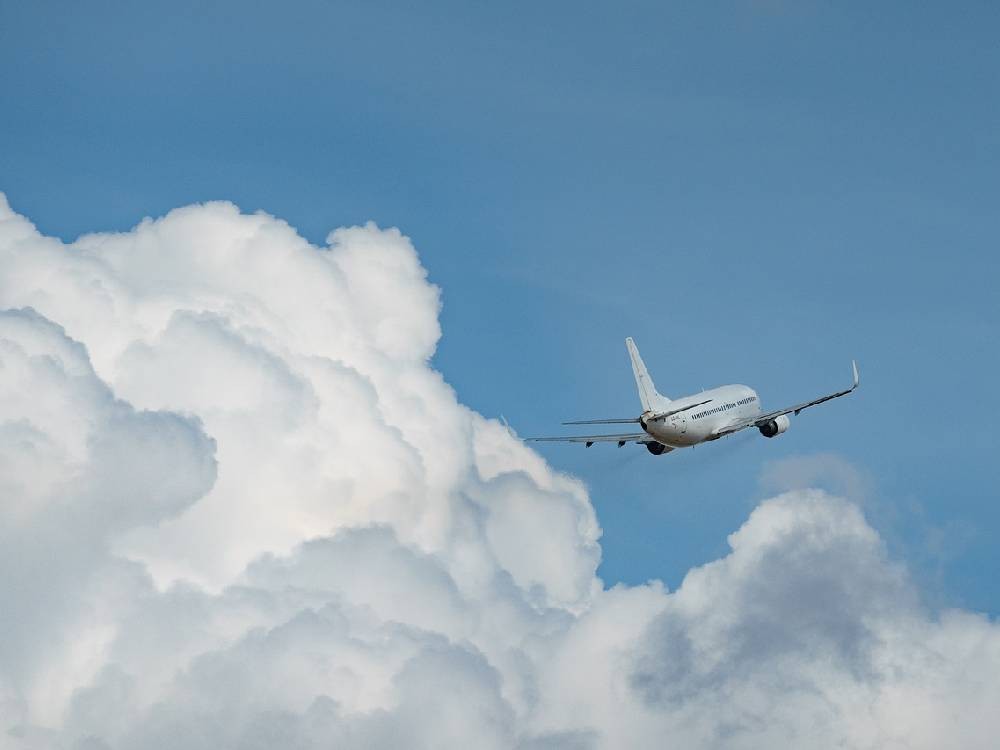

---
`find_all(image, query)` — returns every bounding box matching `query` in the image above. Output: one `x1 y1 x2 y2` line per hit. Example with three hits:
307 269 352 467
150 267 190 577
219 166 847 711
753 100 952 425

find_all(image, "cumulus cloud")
1 192 998 749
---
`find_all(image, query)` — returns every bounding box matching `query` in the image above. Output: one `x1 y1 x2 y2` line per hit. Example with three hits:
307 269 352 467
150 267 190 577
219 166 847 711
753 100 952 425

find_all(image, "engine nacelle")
758 414 791 438
646 441 669 455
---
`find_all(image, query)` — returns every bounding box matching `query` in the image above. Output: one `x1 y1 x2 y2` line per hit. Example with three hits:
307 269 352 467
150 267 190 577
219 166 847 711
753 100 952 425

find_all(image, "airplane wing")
525 432 652 447
713 360 859 439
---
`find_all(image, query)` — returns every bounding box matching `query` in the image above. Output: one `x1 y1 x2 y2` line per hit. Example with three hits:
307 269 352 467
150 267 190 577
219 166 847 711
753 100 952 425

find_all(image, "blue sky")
2 1 998 610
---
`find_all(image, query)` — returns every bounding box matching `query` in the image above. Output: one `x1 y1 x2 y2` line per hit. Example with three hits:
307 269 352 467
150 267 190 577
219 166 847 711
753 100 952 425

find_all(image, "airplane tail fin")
625 337 671 413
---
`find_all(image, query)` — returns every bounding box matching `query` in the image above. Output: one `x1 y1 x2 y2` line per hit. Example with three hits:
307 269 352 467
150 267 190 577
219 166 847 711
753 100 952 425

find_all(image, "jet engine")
646 442 669 455
758 414 791 438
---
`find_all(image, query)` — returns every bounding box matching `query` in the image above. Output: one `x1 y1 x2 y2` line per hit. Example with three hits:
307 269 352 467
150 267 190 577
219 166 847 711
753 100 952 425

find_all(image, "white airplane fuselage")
641 384 761 448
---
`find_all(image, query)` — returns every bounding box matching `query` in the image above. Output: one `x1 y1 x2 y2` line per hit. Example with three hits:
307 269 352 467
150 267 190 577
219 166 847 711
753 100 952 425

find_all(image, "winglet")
851 360 859 389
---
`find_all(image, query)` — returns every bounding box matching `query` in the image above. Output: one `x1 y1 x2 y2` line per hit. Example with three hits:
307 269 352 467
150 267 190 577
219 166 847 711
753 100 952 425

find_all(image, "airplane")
526 338 858 455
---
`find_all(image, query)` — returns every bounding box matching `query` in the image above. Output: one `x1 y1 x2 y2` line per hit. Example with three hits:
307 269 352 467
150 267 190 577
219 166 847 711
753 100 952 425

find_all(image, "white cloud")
1 193 999 748
0 306 215 730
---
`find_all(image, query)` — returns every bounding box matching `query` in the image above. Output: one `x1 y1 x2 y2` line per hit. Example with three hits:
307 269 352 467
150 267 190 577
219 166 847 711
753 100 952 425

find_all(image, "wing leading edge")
713 360 859 439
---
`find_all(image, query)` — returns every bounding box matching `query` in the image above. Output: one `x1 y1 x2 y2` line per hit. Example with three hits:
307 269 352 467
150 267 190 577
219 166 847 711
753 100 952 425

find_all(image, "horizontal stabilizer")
647 399 712 420
562 417 640 425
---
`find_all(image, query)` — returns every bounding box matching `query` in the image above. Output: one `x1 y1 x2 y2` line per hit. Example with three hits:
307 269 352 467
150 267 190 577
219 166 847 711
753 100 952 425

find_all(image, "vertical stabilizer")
625 337 671 412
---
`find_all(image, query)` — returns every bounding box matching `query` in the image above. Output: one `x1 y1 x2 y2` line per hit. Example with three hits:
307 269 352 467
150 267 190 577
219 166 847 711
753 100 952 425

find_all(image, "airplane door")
670 414 688 434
